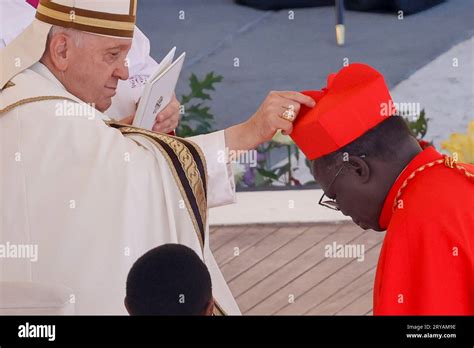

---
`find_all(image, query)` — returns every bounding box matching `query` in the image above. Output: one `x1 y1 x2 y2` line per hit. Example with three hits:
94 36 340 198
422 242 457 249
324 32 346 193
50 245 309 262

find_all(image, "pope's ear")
347 155 370 183
47 33 71 71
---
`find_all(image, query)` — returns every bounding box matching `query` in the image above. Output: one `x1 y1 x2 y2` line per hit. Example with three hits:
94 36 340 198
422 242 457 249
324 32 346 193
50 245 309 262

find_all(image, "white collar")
30 62 65 89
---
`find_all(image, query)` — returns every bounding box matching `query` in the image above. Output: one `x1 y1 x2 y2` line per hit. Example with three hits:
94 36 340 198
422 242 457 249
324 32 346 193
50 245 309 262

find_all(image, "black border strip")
152 137 206 244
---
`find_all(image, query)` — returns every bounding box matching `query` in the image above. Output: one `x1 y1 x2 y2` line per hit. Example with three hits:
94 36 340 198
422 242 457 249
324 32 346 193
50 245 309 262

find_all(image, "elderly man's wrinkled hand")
152 94 180 134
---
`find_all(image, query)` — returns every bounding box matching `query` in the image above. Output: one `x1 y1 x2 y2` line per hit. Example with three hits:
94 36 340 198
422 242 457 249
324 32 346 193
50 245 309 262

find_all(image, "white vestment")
1 0 157 120
0 63 240 315
0 1 236 204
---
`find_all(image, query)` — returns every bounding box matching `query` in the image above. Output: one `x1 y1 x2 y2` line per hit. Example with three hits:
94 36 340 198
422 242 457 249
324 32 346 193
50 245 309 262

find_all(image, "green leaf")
404 108 429 139
257 168 279 180
186 72 224 102
185 104 214 120
177 71 223 137
200 72 223 90
255 172 271 187
275 163 290 177
176 124 193 138
180 94 192 105
294 146 300 161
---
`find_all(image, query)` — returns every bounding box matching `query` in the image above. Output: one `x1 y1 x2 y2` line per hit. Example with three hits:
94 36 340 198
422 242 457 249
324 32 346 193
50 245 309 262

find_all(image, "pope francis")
0 0 315 315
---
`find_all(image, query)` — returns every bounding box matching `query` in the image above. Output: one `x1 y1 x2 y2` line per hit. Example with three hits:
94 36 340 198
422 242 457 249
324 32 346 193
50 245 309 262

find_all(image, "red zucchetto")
290 63 396 160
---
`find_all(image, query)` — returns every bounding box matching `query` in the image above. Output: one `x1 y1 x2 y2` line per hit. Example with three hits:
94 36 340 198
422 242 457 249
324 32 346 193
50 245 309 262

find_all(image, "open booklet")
132 47 186 130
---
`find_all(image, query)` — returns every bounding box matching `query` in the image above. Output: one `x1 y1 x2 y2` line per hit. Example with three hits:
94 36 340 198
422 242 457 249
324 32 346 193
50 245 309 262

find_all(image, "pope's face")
64 33 132 112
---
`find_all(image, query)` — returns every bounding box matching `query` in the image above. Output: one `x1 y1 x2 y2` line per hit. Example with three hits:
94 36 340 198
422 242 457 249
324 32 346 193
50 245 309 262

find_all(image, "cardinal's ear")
347 155 370 183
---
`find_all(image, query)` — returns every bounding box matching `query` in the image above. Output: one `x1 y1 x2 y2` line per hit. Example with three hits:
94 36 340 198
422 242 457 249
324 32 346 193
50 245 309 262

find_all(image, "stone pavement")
390 37 473 148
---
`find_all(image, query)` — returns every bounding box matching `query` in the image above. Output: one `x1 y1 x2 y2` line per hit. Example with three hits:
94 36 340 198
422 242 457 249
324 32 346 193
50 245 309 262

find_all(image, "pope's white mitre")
0 0 137 89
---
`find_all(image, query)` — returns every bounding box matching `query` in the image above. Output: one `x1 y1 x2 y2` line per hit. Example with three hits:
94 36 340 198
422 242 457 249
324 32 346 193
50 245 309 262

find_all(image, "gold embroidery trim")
129 0 137 16
111 125 208 250
0 96 75 114
135 133 205 250
153 134 208 229
110 124 225 313
393 155 474 212
37 3 135 31
114 126 207 224
3 81 15 90
39 0 136 21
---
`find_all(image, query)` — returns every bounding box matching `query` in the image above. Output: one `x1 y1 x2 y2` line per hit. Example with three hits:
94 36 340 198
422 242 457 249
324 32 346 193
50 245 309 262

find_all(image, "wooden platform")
210 222 386 315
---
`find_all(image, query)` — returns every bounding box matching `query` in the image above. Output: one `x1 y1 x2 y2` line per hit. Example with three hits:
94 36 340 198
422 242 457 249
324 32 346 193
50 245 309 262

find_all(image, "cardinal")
290 63 474 315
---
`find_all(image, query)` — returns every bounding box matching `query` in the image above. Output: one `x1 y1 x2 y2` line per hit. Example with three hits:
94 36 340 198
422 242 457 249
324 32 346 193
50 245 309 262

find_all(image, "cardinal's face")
313 158 386 232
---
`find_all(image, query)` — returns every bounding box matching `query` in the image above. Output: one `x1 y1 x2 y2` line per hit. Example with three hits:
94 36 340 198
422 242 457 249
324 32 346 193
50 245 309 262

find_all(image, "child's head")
125 244 214 315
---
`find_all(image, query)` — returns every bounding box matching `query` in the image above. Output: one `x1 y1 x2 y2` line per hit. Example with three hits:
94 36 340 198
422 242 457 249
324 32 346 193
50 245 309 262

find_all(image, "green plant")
238 132 303 188
256 141 297 186
401 109 429 140
176 72 223 137
238 109 433 190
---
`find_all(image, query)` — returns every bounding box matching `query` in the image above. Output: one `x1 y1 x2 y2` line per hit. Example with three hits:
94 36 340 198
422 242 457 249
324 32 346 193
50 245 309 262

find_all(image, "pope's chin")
96 96 114 113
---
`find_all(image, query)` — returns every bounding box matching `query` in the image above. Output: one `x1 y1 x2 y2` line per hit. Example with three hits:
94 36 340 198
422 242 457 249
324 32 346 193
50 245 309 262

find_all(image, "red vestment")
374 146 474 315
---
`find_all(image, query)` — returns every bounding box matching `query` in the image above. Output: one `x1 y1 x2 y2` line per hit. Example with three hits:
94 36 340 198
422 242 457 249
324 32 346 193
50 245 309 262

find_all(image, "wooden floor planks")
210 221 385 315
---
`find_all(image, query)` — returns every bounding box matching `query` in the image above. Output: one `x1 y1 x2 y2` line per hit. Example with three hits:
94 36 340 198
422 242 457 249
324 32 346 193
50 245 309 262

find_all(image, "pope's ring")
280 105 296 122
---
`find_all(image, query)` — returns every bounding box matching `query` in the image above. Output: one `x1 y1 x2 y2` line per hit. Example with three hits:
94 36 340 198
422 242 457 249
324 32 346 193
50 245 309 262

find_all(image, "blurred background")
137 0 473 190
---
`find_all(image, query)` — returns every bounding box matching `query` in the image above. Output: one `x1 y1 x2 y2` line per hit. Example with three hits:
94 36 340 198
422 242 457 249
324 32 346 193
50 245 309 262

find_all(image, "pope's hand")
225 91 316 151
117 94 180 134
152 94 180 134
249 91 315 138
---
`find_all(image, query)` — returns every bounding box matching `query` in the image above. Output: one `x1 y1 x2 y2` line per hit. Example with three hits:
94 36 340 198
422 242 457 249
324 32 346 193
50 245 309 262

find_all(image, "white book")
133 47 186 130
